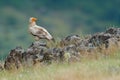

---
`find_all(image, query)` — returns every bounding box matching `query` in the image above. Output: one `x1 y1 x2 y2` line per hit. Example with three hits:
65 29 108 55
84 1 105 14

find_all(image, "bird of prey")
29 17 55 42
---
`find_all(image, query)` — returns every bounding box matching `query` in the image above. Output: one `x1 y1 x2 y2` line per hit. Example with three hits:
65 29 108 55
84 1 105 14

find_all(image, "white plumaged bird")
29 17 55 42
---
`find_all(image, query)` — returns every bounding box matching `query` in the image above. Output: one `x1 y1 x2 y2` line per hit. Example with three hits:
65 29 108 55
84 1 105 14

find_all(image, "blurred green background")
0 0 120 60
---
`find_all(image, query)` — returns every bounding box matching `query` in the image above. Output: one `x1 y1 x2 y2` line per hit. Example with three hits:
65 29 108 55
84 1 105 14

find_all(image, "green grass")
0 56 120 80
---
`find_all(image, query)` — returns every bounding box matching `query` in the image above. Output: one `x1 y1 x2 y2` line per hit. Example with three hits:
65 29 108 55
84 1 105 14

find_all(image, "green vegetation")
0 0 120 59
0 54 120 80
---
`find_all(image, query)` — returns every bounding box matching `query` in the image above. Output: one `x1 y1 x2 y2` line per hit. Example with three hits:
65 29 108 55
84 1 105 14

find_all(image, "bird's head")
29 17 37 23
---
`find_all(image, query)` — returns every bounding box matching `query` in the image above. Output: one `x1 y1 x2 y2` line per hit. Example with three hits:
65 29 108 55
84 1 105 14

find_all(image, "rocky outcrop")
4 47 24 70
2 27 120 70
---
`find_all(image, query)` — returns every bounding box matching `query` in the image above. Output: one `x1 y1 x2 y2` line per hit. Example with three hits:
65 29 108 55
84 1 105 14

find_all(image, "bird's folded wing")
34 27 47 36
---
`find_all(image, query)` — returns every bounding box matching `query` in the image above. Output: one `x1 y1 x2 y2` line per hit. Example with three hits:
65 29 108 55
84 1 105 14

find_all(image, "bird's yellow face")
29 17 37 23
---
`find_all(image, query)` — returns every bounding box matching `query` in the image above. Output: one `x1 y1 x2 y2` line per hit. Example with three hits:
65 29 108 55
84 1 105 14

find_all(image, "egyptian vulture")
29 17 55 42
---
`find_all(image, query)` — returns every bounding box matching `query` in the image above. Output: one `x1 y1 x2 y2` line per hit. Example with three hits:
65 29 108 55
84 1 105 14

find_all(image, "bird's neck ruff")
29 21 37 27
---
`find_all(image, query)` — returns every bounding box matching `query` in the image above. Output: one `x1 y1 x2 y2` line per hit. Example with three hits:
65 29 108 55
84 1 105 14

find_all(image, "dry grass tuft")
0 56 120 80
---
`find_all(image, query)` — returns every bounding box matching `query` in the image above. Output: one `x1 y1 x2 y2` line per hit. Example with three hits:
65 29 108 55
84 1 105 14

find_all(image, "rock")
106 27 120 38
64 45 80 57
88 32 111 49
30 41 48 49
60 35 81 47
42 48 64 63
106 37 119 48
63 45 81 62
105 27 117 35
22 42 48 66
4 46 24 70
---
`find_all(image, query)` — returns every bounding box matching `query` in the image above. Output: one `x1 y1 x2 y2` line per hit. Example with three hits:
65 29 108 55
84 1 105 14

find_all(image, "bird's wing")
34 26 53 40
